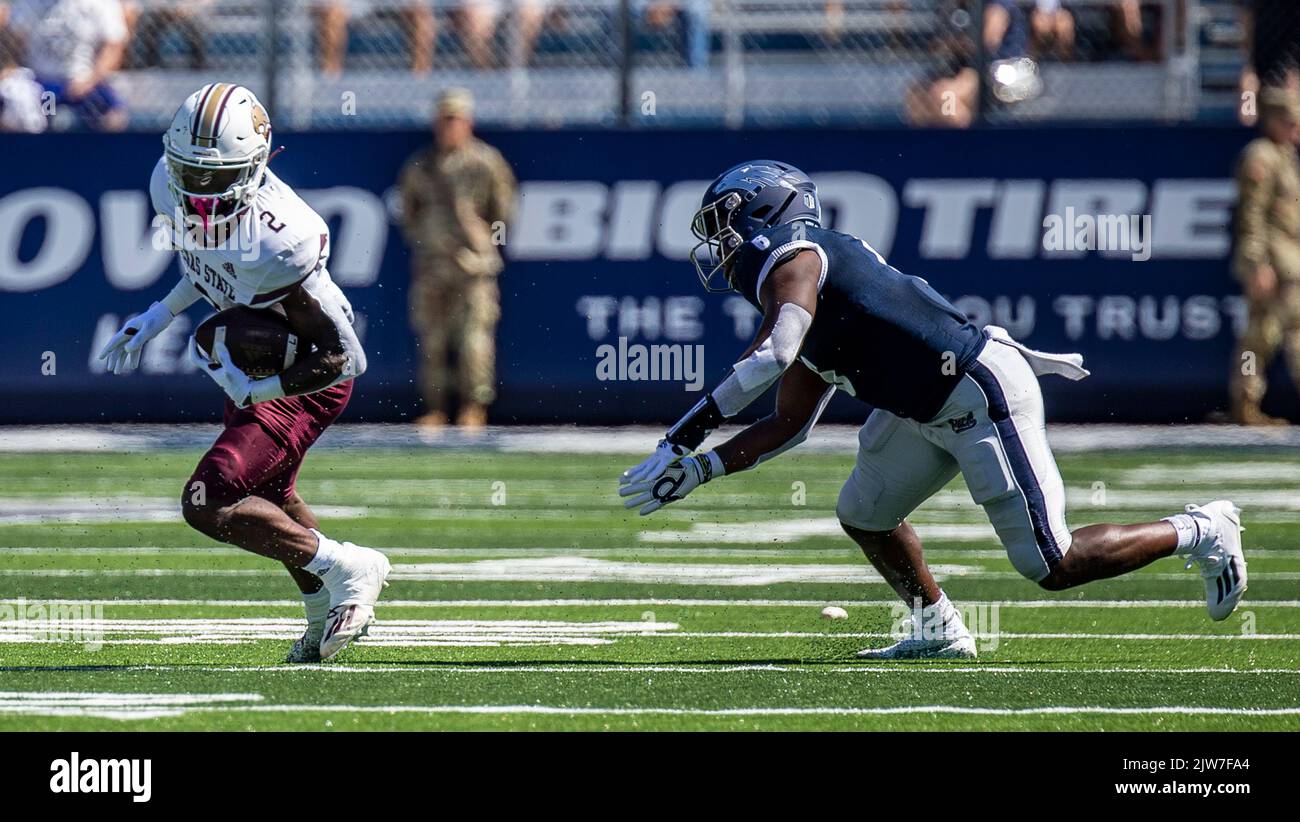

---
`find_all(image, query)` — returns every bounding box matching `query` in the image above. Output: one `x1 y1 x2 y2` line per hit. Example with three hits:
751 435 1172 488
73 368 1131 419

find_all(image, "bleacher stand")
0 0 1283 129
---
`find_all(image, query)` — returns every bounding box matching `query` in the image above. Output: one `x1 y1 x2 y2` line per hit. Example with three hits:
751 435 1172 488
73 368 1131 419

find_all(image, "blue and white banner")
0 127 1275 424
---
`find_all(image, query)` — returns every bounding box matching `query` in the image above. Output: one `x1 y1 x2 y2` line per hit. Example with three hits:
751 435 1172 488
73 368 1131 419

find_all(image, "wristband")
248 375 286 404
665 394 727 450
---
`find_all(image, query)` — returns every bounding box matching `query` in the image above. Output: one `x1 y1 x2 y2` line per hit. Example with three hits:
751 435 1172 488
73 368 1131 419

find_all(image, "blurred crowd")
0 0 1296 132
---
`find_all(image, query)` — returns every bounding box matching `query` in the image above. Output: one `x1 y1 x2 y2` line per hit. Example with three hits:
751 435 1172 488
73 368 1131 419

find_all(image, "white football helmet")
163 83 272 229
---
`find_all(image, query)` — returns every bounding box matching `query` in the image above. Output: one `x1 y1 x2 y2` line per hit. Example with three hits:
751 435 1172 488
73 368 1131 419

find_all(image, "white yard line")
0 618 1295 644
1120 462 1300 484
6 423 1300 453
102 704 1300 718
5 563 1299 584
0 691 262 720
0 618 682 648
43 663 1299 676
670 631 1300 640
11 544 1300 560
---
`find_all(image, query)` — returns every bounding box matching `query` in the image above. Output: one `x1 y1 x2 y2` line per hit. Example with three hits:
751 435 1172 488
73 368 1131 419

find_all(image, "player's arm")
622 249 821 483
620 361 833 516
713 360 835 473
195 282 366 407
264 283 367 399
98 278 204 375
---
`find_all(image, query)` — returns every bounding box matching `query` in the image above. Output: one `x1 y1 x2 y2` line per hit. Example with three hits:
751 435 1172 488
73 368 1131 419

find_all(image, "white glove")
189 337 254 408
98 302 174 375
620 439 691 487
619 453 716 516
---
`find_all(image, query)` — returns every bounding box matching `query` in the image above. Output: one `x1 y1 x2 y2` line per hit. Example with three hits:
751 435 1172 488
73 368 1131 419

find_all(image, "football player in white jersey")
98 83 391 662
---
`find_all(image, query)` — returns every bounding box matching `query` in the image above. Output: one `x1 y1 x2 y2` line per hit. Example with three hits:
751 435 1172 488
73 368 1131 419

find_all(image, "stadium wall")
1 126 1285 425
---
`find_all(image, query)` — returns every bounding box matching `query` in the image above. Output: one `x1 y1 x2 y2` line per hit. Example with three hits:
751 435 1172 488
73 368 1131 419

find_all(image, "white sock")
926 592 960 624
1164 512 1205 554
302 586 330 629
302 529 344 577
914 592 961 637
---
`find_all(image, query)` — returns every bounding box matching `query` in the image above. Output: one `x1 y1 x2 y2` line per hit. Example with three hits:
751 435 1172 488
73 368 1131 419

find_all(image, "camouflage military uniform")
1231 92 1300 424
399 137 516 418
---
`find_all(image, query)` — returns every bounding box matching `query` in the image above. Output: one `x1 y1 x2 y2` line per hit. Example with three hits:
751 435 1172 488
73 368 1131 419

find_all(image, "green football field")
1 429 1298 731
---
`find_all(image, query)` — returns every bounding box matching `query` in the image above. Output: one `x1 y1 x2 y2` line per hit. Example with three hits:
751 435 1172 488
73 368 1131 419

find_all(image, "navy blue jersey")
729 223 986 422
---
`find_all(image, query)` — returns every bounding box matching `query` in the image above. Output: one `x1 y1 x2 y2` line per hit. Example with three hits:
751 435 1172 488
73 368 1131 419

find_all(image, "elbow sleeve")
713 302 812 417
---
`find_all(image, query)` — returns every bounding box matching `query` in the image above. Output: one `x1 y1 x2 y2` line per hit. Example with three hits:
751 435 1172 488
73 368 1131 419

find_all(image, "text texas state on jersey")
149 157 340 312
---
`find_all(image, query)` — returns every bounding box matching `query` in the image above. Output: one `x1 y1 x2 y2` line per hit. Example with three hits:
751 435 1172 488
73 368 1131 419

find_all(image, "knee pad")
836 469 902 533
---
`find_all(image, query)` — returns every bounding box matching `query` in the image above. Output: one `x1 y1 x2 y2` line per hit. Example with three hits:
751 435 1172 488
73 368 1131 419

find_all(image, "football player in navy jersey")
620 160 1248 659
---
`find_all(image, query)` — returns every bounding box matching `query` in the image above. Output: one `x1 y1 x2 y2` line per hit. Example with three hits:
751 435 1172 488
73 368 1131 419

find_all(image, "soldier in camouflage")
399 88 516 430
1231 86 1300 426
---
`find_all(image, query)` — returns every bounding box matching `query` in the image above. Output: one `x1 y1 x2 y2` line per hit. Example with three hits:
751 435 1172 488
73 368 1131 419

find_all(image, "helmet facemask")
690 191 745 293
164 143 266 232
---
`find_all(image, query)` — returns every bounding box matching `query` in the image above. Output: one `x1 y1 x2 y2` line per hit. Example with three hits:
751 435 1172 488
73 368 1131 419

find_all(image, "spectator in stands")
1030 0 1074 61
0 27 47 132
122 0 207 70
1239 0 1300 124
312 0 548 73
454 0 549 69
638 0 710 69
4 0 129 131
314 0 436 75
399 89 517 430
906 0 1028 127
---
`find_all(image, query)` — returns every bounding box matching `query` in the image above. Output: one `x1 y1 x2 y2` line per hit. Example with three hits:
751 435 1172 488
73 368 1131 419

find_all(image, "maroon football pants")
185 381 353 508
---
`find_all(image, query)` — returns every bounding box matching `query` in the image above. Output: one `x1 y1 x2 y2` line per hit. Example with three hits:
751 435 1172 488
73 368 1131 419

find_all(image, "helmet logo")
804 192 816 209
723 193 741 210
251 103 270 140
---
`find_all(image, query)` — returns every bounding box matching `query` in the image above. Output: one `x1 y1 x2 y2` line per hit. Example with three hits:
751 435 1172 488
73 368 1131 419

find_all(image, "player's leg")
282 493 324 594
183 388 391 659
840 520 940 607
836 411 975 659
278 491 333 664
953 341 1246 619
181 423 321 564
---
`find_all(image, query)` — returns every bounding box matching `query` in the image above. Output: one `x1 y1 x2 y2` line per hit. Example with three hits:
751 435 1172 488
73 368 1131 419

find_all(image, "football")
193 305 308 379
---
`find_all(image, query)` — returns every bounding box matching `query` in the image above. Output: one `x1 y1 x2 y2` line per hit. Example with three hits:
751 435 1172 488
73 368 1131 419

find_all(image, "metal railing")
0 0 1259 129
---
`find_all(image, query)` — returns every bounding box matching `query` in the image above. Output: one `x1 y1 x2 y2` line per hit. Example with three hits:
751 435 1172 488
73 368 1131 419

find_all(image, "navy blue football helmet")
690 160 822 292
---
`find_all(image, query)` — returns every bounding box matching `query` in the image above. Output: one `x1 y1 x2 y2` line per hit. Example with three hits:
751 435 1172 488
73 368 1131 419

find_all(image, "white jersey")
151 157 354 315
150 157 364 379
8 0 127 83
0 68 47 133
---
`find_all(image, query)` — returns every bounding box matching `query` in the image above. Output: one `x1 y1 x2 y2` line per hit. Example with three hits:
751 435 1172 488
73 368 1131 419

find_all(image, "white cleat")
1183 500 1247 621
857 618 978 660
319 544 392 661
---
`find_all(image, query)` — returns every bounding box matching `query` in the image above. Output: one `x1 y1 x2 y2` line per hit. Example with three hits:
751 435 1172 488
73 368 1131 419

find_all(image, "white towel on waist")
985 325 1090 381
